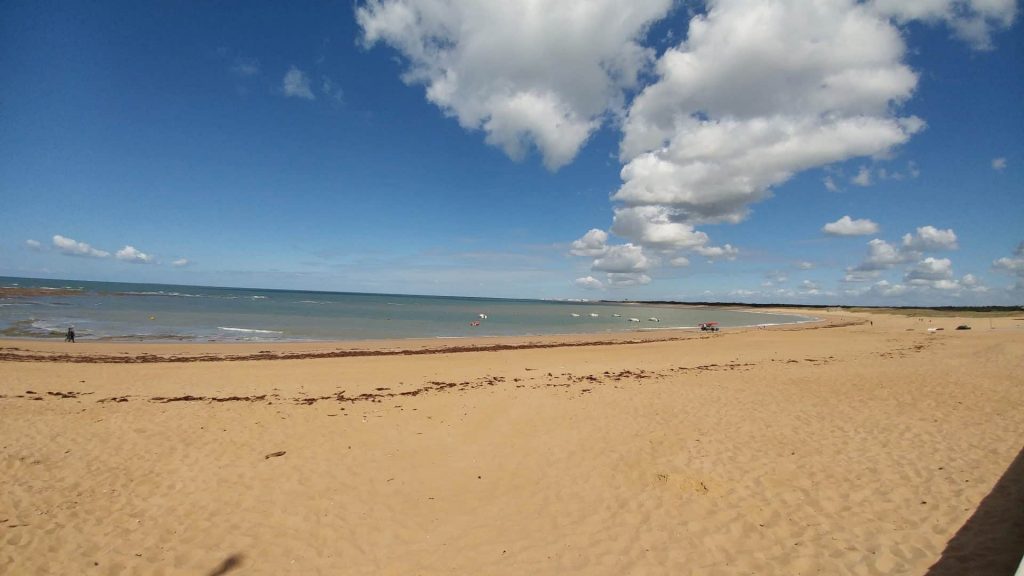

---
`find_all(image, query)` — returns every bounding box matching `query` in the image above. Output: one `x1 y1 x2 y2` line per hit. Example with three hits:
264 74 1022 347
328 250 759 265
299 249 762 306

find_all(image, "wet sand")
1 309 1022 575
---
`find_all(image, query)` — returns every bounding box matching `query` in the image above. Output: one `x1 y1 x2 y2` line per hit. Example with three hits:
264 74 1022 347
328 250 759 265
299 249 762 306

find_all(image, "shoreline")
0 311 840 362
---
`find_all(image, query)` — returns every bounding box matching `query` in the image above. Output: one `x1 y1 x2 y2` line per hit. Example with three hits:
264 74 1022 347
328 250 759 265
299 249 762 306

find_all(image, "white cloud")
693 244 738 260
797 261 815 270
669 256 690 267
992 157 1007 170
854 238 909 271
25 239 42 251
283 66 315 100
610 206 710 250
823 215 880 236
902 225 958 251
172 258 191 267
606 272 651 286
824 175 839 192
115 245 154 264
870 0 1018 51
993 242 1024 278
592 243 651 273
52 235 109 258
574 275 604 290
569 229 609 257
994 255 1024 273
852 166 873 187
357 0 673 170
616 0 922 225
851 225 959 278
960 273 988 292
869 279 910 297
904 257 954 284
844 269 881 283
362 1 1014 293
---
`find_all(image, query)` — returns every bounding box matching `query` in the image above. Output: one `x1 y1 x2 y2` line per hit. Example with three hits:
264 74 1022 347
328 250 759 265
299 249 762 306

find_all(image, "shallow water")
0 276 812 342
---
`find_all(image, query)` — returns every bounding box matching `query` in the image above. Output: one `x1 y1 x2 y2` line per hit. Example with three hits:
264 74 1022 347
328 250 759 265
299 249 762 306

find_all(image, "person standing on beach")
65 326 75 343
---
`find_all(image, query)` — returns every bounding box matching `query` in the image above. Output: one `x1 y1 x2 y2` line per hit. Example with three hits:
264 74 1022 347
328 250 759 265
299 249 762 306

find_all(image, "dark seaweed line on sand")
0 319 857 364
4 363 765 405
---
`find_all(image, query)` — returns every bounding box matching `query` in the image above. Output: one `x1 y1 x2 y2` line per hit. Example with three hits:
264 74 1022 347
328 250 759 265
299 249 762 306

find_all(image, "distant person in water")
65 326 75 343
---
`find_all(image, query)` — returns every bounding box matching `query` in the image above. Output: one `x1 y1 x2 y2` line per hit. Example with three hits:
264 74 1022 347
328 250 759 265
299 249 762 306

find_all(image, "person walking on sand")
65 326 75 343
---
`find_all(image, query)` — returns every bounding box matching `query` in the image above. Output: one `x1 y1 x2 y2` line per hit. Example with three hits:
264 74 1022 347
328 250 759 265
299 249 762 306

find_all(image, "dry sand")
1 309 1022 575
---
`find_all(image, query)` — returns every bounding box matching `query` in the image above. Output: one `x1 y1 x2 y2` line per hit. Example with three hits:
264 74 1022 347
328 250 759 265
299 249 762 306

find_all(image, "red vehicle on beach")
699 322 719 332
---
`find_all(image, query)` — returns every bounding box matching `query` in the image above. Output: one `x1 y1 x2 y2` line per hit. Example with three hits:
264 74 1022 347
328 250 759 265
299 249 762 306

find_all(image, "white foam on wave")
218 326 284 334
119 291 204 298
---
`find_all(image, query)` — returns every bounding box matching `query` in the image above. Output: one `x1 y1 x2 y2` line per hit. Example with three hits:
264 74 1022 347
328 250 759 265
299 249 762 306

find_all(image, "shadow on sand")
926 446 1024 576
207 554 243 576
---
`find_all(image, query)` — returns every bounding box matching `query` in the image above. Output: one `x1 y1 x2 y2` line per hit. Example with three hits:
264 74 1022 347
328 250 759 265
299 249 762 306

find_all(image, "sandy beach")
1 309 1022 575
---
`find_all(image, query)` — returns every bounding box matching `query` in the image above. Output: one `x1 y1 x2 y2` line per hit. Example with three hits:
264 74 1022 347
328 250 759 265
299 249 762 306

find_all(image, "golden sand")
1 310 1022 575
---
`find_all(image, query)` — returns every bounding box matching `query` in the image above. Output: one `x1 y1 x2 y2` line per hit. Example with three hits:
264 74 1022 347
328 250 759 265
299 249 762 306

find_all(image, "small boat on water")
628 317 640 322
612 314 621 317
478 313 488 319
589 313 599 317
648 317 660 322
571 313 580 317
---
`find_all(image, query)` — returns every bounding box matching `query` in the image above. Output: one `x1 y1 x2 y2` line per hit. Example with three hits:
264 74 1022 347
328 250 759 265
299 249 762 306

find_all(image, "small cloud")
823 215 880 236
904 257 954 284
605 272 651 287
852 238 909 272
592 243 650 273
669 256 690 267
993 242 1024 277
574 276 604 290
115 245 154 264
52 234 109 258
693 244 738 261
823 175 839 192
25 239 42 251
569 229 609 257
799 280 820 292
172 258 190 267
992 157 1007 171
796 261 815 270
960 273 987 292
231 57 261 77
902 226 958 251
283 66 315 100
321 75 345 103
907 161 920 178
852 166 872 187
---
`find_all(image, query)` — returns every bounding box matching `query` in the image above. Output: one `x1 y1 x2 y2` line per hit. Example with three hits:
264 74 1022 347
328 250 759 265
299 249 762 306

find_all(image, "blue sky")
1 0 1021 305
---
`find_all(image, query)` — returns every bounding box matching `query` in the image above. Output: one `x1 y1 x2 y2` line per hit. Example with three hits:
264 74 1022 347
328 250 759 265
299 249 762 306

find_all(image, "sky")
1 0 1022 305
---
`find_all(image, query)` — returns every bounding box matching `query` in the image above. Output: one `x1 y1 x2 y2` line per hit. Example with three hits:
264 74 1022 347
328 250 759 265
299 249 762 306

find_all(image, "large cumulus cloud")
357 0 672 170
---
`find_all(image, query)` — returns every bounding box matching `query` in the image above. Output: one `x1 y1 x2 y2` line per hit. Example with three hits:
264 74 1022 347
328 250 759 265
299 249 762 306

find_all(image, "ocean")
0 276 813 342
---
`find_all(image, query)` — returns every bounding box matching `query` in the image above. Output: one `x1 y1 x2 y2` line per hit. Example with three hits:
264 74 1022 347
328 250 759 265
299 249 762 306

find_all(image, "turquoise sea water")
0 277 813 342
